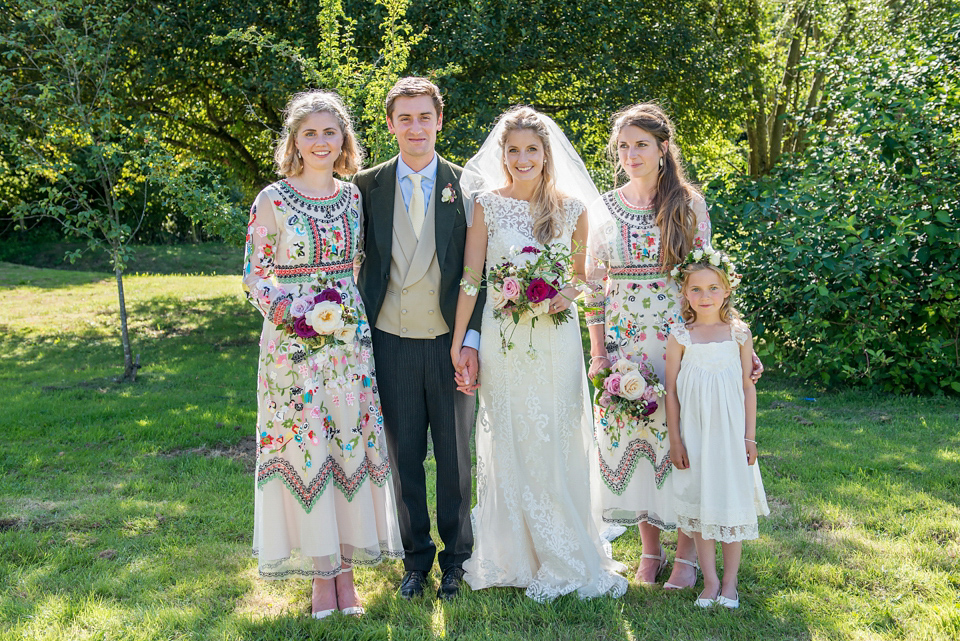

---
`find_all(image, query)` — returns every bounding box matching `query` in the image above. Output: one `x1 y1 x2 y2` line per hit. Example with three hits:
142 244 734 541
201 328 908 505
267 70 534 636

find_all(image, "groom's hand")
454 347 480 395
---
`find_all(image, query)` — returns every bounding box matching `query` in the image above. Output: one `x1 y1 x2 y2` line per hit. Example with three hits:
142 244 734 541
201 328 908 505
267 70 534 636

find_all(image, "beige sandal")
635 545 668 585
663 556 699 590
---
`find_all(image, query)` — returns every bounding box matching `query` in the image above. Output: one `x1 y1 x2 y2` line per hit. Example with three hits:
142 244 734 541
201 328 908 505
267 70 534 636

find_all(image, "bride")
449 106 627 602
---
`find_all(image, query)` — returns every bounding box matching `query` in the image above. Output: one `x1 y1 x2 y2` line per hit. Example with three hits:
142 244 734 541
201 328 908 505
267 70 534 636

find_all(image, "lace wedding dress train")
462 192 627 602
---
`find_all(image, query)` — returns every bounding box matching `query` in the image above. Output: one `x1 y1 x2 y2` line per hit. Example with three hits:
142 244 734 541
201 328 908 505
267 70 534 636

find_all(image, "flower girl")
664 243 769 608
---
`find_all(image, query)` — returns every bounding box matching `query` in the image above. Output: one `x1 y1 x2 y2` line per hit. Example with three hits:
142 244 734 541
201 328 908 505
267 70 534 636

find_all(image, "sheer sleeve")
242 187 292 324
584 196 613 327
691 193 712 246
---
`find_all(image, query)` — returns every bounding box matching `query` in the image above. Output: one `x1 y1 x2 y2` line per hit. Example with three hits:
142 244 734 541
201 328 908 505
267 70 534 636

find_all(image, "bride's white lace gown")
463 192 627 602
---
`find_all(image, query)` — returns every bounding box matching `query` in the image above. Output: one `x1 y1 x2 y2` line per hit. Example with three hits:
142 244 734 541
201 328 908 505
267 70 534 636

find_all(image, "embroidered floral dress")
463 192 627 602
672 322 770 541
585 189 710 529
243 179 402 579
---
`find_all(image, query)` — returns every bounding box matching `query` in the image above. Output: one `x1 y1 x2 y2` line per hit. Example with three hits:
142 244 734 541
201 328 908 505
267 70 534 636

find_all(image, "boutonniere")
441 183 457 203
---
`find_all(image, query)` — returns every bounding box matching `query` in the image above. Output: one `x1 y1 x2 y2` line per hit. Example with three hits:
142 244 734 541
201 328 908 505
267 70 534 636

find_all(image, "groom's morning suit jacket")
355 154 483 335
353 153 483 572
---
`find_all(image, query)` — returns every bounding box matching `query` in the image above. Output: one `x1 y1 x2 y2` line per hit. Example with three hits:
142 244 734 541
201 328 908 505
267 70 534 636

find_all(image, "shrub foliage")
710 12 960 394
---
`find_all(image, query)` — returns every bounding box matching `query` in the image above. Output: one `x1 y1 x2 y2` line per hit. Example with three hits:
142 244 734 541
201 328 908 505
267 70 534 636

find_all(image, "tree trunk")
115 265 137 382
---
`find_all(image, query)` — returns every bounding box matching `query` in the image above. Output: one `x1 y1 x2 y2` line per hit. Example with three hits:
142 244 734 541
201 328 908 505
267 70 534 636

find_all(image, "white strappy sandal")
311 609 336 620
663 556 700 590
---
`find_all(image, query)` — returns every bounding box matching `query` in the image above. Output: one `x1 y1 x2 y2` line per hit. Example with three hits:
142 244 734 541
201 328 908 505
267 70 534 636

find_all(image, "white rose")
519 300 550 323
619 370 647 400
709 252 722 266
692 249 704 261
491 286 508 310
334 324 357 344
531 299 550 316
613 358 639 374
305 301 344 334
512 253 537 268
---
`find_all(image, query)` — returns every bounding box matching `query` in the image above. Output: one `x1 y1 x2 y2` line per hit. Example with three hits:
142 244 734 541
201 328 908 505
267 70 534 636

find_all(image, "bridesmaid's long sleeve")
242 190 291 324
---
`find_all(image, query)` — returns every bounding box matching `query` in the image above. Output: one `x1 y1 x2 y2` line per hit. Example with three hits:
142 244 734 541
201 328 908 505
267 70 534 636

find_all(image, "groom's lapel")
434 156 458 269
370 156 399 266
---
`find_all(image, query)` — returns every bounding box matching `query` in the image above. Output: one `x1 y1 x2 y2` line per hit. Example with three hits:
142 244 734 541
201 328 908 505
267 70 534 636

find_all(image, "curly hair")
274 91 363 177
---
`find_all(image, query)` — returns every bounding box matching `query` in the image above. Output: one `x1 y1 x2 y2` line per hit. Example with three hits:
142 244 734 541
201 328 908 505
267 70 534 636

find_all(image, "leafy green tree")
1 0 241 381
710 4 960 393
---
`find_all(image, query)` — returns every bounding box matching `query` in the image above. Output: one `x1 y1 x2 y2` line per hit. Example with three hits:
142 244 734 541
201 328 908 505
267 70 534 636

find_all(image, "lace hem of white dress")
676 515 760 543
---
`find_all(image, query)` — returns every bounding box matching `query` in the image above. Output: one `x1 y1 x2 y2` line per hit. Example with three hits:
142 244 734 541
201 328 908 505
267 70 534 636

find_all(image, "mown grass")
1 255 958 640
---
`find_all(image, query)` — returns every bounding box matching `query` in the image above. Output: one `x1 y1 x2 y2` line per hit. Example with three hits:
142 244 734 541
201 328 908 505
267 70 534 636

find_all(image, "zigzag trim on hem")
598 437 672 495
257 454 391 512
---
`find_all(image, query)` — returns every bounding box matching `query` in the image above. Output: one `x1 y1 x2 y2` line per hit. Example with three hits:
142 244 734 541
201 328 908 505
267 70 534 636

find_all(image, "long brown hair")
608 103 700 270
498 106 566 244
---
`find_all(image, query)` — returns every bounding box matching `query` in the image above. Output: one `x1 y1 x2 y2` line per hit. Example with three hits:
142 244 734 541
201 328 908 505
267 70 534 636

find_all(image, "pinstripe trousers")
372 328 475 572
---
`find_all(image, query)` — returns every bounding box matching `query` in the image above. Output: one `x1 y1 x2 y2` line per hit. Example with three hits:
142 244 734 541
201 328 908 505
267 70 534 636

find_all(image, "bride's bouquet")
463 244 578 353
591 358 665 447
276 276 358 354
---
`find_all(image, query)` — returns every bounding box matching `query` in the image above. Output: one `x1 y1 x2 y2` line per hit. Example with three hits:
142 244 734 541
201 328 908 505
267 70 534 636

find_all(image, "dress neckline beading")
615 189 655 213
280 178 344 204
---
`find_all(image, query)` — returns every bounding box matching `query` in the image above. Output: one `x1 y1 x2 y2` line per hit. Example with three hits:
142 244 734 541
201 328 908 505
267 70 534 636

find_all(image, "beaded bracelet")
589 355 610 364
744 438 757 444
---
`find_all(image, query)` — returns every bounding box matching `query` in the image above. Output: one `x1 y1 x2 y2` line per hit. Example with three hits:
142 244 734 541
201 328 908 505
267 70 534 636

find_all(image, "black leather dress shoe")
399 570 428 599
437 567 466 601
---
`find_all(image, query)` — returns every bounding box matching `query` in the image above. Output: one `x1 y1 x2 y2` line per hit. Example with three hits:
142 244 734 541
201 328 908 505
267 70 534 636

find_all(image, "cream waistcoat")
375 176 449 338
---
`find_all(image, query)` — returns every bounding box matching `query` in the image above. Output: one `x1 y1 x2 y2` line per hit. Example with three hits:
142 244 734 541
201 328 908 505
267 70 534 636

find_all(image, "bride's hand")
547 286 578 315
450 343 463 372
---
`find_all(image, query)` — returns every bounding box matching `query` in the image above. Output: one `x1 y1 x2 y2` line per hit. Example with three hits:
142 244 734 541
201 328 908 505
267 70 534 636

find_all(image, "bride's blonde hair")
498 107 566 244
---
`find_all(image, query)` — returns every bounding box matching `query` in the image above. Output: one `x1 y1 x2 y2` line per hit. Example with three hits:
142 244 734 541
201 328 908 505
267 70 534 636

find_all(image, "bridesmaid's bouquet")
276 276 358 354
592 359 665 447
464 244 578 352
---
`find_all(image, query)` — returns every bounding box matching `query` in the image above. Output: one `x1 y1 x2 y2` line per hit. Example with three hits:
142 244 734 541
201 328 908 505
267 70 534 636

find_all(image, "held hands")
745 439 758 466
750 352 764 383
670 441 690 470
452 346 480 395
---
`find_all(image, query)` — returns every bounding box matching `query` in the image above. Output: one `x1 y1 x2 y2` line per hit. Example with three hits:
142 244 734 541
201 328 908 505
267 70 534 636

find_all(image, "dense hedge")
709 17 960 394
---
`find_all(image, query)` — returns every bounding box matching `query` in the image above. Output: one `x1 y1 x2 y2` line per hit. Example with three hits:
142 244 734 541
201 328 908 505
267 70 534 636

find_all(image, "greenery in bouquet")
591 358 666 448
463 244 580 353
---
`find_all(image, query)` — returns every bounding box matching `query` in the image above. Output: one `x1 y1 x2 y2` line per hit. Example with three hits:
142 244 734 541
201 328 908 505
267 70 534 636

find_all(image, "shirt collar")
397 153 438 183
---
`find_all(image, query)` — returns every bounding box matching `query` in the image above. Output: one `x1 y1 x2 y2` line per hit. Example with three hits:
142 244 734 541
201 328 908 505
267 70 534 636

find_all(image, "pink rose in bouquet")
603 372 622 395
289 296 314 318
501 276 522 301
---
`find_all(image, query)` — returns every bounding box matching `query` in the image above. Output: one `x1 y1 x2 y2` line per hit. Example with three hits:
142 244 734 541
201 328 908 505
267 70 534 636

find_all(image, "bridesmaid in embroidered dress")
242 91 402 619
585 103 762 589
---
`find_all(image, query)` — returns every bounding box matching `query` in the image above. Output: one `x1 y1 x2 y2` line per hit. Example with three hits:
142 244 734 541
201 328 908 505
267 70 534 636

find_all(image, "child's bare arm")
740 329 758 465
665 334 688 470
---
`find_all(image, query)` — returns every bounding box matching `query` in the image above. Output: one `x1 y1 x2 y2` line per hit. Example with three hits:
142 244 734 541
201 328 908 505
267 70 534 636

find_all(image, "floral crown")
670 240 742 288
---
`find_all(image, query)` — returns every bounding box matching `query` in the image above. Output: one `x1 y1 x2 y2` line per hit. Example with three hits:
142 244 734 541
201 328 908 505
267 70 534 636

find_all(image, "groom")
355 77 483 601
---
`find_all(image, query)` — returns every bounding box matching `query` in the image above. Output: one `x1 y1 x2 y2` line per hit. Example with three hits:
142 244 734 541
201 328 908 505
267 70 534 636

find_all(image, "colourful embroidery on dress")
256 455 391 511
597 437 672 494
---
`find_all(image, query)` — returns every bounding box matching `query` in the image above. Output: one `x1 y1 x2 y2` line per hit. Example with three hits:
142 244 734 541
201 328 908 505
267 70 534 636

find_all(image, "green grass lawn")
1 257 959 640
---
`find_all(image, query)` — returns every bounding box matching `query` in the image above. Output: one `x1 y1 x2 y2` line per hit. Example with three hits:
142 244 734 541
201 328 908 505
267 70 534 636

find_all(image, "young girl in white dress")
664 246 769 609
